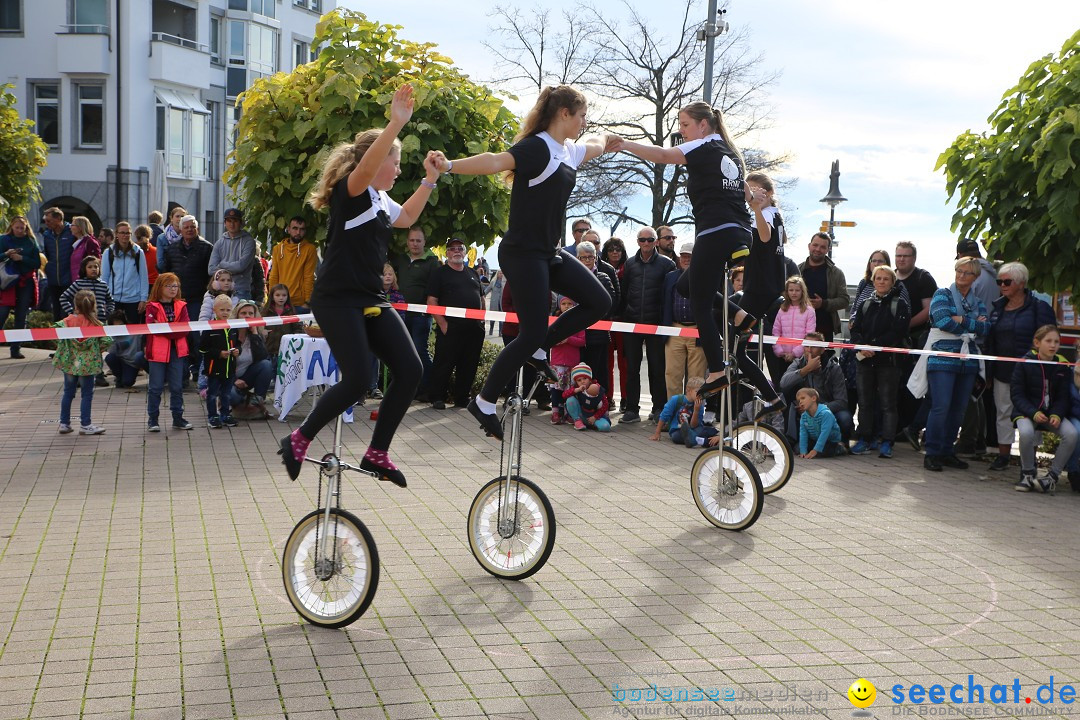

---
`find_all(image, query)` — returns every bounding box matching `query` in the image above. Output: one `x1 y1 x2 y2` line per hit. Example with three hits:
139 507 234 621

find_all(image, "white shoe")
79 424 106 435
58 423 73 434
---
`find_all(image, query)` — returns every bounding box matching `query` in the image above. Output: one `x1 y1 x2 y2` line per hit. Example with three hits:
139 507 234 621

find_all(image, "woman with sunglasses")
985 262 1055 471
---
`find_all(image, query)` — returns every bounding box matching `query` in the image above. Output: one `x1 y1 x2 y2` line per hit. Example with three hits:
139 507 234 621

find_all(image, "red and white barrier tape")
0 303 1073 367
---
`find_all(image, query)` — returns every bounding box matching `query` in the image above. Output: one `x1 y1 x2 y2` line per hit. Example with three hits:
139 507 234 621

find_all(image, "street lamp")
819 159 846 253
698 2 730 102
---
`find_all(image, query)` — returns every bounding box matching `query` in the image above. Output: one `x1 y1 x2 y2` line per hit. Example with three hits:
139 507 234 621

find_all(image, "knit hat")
571 363 592 382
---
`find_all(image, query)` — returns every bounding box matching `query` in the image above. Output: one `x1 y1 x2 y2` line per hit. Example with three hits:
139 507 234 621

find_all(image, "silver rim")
470 481 549 575
732 425 788 491
694 451 759 527
285 514 373 623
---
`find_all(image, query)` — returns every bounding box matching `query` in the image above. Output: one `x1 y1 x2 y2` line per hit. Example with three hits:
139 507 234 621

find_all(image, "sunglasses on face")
573 228 588 234
659 235 676 241
996 278 1014 287
637 237 655 243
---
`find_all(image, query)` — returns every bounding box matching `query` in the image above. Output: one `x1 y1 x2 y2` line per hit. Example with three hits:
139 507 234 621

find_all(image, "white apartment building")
0 0 335 240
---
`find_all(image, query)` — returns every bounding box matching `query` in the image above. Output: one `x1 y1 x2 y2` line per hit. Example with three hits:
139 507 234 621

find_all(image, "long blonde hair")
680 101 743 170
308 129 400 211
781 275 810 312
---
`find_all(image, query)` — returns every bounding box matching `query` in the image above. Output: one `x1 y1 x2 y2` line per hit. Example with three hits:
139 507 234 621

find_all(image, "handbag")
0 260 20 290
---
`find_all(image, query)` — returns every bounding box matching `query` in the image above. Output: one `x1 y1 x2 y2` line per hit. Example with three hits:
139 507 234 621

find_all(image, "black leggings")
481 248 611 401
677 228 779 402
300 302 421 451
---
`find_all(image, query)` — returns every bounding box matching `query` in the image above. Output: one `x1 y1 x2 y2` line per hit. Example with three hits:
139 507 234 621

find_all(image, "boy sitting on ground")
797 387 845 459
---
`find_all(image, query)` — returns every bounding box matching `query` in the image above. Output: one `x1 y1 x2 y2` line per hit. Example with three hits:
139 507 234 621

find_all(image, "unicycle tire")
690 446 764 531
731 422 794 494
282 508 379 628
468 476 555 580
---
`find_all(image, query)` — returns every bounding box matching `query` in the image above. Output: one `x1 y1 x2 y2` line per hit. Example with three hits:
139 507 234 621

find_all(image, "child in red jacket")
144 272 193 432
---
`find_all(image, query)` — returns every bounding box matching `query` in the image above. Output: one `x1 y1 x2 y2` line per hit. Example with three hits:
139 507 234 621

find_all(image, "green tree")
223 9 518 253
937 29 1080 292
0 84 49 219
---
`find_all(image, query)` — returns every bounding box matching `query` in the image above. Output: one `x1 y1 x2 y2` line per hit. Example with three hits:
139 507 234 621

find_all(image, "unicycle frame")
497 366 545 538
304 414 377 577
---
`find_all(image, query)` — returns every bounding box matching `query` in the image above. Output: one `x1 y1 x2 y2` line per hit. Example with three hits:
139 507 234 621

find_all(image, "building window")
0 0 22 33
293 0 322 11
227 19 245 64
293 39 309 70
248 23 277 75
68 0 108 33
76 84 104 149
209 16 222 64
225 103 240 161
226 0 274 18
250 0 274 18
31 83 60 148
155 89 210 179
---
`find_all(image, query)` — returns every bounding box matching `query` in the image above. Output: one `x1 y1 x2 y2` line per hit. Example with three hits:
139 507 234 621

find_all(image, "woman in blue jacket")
920 257 989 472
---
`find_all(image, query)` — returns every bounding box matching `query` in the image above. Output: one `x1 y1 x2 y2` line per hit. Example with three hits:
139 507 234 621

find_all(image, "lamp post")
819 160 846 257
698 1 730 102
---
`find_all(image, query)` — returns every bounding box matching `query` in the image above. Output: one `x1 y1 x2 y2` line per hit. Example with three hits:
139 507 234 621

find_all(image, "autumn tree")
224 9 519 253
0 85 49 219
937 29 1080 292
484 0 787 230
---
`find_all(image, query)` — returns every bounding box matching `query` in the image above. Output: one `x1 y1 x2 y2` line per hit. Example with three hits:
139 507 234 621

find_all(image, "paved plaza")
2 348 1080 719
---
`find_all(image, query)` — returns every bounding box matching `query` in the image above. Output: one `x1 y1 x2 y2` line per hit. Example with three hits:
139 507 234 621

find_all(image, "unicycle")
282 414 379 628
691 257 765 530
467 366 556 579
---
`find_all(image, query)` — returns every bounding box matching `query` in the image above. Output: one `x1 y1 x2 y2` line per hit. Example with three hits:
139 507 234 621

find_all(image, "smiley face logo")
848 678 876 708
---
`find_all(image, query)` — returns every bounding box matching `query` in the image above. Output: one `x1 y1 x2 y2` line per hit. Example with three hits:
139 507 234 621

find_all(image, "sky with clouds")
340 0 1079 285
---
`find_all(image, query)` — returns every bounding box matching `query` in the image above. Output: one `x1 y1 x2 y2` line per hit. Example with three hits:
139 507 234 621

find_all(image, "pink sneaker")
550 408 562 425
574 419 586 431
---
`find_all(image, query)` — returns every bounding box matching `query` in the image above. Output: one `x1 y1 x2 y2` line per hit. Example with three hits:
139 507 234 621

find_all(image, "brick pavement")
2 347 1080 719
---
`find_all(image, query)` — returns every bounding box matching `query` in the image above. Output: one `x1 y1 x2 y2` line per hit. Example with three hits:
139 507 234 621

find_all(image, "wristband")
444 160 453 174
420 179 437 190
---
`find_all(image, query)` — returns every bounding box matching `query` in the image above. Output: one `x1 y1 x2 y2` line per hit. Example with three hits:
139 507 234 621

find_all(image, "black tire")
690 446 764 531
282 508 379 628
732 421 795 494
467 476 556 580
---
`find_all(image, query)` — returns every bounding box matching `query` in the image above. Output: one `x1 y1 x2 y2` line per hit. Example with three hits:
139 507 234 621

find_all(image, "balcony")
149 33 212 90
56 26 111 74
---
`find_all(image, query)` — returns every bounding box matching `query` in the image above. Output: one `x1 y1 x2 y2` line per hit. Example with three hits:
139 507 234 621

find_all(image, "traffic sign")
819 221 857 230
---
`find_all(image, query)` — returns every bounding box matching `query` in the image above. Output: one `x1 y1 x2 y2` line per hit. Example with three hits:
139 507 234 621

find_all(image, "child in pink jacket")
548 295 586 424
771 276 816 364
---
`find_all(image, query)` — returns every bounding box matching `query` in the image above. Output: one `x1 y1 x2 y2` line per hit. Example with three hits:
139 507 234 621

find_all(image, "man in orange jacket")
268 216 317 311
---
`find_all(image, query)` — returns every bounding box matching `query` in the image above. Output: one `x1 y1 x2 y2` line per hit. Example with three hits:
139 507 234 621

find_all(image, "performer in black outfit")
430 85 617 440
278 84 440 486
613 101 784 417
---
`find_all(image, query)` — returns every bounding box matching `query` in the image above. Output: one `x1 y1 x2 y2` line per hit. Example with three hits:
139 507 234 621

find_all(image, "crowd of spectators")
3 207 1078 493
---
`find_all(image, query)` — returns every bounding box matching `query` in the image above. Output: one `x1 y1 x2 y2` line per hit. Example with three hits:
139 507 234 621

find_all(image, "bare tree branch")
486 0 792 229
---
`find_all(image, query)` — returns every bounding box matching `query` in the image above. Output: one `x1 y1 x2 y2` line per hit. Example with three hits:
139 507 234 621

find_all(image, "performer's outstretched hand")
389 84 415 127
422 151 441 181
427 150 449 173
604 134 624 153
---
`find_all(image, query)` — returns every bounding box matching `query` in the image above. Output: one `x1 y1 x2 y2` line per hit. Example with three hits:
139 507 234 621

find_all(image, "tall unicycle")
691 258 765 530
467 366 556 579
283 414 379 628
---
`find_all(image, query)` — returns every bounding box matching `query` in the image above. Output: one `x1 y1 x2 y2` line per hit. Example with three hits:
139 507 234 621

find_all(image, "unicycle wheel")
468 476 555 580
690 446 764 531
731 422 794 494
282 508 379 628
